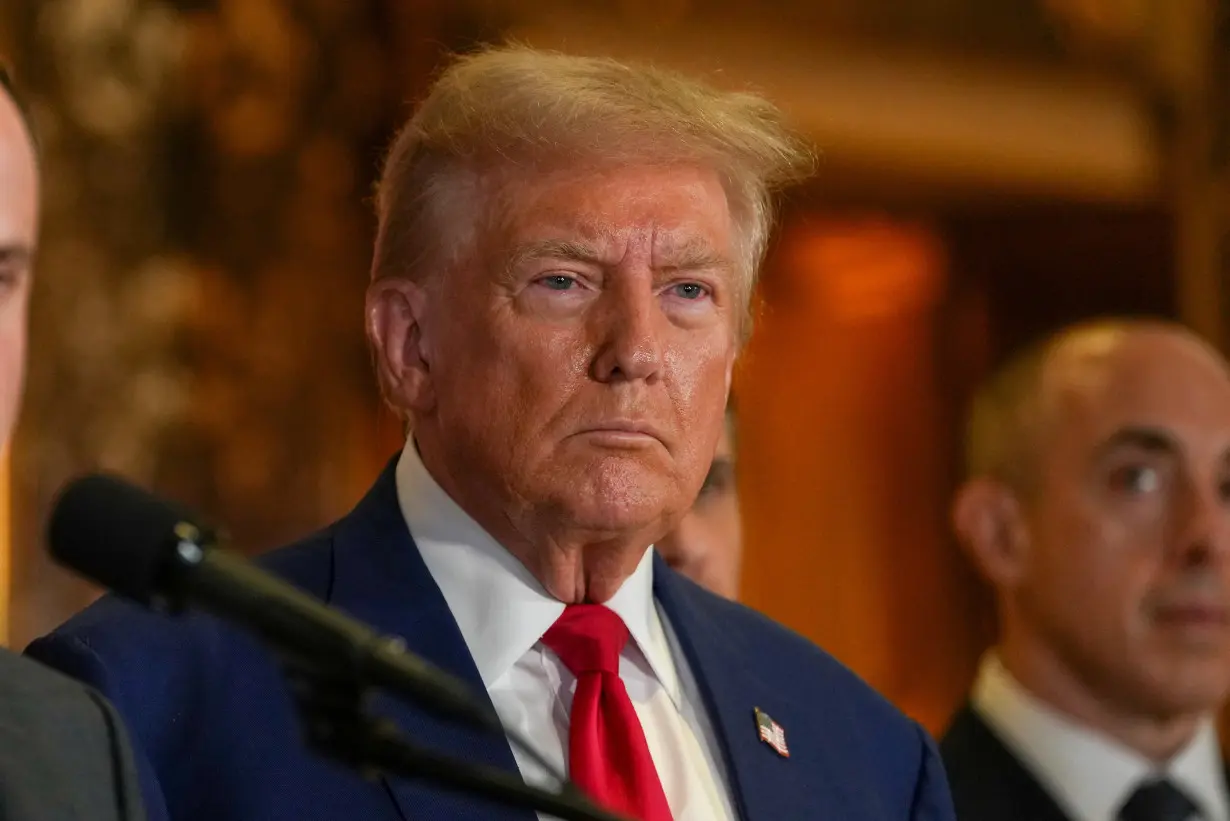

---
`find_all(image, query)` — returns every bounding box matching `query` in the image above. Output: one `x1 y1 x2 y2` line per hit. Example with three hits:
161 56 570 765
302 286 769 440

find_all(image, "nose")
1171 478 1230 568
590 277 664 384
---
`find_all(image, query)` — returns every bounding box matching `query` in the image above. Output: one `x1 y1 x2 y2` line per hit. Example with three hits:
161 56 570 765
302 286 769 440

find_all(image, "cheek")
718 498 743 548
436 309 591 431
1035 511 1156 630
664 333 731 388
0 308 26 432
663 338 733 436
706 506 742 561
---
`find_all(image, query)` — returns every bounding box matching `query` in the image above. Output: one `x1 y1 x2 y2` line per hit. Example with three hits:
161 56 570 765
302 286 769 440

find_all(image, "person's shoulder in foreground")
24 528 349 821
0 646 144 821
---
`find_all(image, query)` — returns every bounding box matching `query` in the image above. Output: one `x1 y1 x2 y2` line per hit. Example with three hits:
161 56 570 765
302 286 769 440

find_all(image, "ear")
366 277 435 416
951 477 1031 588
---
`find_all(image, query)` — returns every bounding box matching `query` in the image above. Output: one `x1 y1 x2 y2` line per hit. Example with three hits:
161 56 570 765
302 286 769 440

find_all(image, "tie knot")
1119 778 1198 821
541 604 629 676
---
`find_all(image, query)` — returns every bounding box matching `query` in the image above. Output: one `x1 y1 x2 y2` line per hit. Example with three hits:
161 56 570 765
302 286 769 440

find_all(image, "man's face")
1020 331 1230 718
0 91 36 446
656 416 742 598
410 162 739 549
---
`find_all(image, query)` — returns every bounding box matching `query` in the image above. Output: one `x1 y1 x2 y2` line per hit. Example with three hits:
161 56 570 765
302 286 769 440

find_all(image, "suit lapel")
940 704 1072 821
329 462 535 821
652 554 871 821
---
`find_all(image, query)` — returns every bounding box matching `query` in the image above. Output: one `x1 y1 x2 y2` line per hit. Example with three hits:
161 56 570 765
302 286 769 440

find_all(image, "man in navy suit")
27 45 955 821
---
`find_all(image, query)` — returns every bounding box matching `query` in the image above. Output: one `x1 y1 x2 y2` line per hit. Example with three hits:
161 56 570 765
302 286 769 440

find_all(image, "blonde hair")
370 44 814 315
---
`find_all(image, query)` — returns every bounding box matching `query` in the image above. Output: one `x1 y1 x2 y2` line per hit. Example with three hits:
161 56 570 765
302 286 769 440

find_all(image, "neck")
509 533 650 603
414 436 655 603
997 628 1202 764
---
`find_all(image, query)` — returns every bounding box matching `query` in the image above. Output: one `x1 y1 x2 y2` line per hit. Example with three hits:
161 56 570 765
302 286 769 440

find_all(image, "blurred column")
1155 0 1226 349
1039 0 1226 344
737 214 971 733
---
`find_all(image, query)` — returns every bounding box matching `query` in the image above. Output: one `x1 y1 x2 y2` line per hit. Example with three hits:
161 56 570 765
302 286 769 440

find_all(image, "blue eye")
672 283 707 300
540 275 577 291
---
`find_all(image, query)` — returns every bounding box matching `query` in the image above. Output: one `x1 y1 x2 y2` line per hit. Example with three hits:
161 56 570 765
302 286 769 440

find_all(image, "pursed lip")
573 420 667 445
1153 601 1230 627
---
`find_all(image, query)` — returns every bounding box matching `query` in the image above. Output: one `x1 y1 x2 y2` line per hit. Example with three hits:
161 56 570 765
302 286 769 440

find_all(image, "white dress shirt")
972 653 1230 821
395 439 737 821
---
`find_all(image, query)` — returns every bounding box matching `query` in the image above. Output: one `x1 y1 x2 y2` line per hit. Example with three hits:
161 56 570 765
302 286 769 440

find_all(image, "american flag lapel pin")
753 707 789 758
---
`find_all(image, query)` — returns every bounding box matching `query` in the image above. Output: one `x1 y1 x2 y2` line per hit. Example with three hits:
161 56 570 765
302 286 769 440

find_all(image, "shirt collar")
394 438 681 705
972 652 1229 821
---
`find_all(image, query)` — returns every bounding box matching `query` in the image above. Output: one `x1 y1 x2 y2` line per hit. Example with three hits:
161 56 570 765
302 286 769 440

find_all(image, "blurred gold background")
2 0 1227 737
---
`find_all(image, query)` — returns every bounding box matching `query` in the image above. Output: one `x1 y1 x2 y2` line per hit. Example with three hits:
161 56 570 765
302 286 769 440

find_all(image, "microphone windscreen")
48 473 204 604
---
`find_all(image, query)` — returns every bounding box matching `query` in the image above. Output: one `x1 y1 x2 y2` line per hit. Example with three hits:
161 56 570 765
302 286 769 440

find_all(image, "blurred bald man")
0 66 145 821
942 319 1230 821
657 406 742 599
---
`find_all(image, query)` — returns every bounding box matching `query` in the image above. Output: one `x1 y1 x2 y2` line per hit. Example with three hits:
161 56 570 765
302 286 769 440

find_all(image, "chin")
549 458 680 534
1137 657 1230 717
561 496 667 534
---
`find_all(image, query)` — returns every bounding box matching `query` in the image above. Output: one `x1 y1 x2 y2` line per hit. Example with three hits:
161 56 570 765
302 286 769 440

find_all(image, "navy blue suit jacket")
27 463 955 821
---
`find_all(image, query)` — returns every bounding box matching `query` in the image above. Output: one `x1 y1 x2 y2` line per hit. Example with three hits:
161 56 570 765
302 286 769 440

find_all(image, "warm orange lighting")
779 218 948 322
737 214 968 734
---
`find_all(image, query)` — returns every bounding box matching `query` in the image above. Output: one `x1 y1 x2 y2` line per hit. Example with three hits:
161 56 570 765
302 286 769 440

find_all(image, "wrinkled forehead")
487 160 738 243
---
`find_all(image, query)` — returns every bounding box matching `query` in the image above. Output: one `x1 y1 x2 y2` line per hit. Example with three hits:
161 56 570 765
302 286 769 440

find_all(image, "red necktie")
542 604 674 821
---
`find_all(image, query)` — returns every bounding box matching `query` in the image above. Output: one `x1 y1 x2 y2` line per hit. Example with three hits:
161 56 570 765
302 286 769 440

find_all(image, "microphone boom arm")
162 526 630 821
48 474 633 821
281 655 628 821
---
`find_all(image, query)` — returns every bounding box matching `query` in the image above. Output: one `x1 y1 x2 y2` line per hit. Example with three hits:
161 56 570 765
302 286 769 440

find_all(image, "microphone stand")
155 533 630 818
281 660 633 821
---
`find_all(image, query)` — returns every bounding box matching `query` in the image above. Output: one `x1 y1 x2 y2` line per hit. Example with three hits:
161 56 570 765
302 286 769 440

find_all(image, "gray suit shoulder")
0 647 145 821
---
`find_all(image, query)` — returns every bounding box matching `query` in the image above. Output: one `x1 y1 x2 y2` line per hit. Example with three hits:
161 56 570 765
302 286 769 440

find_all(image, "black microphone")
47 472 501 734
47 473 632 821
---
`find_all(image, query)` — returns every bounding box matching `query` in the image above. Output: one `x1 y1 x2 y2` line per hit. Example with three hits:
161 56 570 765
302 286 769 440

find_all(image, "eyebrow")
1092 426 1179 460
506 237 732 275
507 239 605 272
0 245 32 268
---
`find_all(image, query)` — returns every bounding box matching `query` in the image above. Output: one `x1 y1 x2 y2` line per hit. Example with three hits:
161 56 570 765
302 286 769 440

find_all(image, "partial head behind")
657 404 742 598
0 64 37 448
370 44 814 320
954 318 1230 748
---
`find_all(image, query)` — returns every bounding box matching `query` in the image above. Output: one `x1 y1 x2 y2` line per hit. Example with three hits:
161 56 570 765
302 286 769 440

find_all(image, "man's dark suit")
26 461 956 821
941 703 1230 821
0 647 145 820
941 704 1073 821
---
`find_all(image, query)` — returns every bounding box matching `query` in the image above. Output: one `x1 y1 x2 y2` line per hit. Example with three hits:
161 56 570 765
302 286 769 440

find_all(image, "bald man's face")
1019 330 1230 718
0 91 36 446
